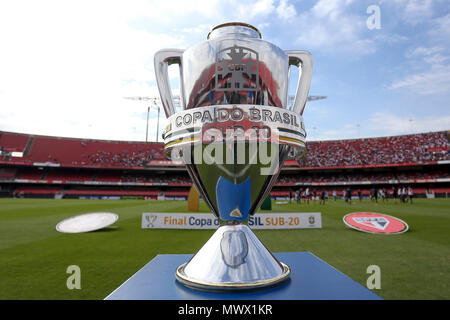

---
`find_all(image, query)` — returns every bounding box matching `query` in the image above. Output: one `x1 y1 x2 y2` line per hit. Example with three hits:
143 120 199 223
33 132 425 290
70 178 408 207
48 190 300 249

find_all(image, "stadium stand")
44 170 95 182
0 168 17 180
1 130 449 199
94 172 122 182
16 168 44 180
0 132 29 152
13 187 63 196
301 131 449 167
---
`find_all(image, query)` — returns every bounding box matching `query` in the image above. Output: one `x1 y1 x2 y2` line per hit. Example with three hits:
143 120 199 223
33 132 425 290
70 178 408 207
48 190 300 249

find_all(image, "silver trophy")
154 22 312 291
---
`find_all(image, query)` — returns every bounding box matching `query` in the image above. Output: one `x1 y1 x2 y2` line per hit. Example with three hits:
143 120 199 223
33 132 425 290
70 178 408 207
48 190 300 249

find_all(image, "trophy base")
176 261 290 291
174 224 291 291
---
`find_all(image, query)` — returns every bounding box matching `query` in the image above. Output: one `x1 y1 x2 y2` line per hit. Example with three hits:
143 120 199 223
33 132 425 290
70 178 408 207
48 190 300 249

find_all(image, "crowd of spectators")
88 146 165 168
121 174 191 184
300 131 449 167
89 149 150 167
85 132 449 168
277 174 348 184
2 166 448 188
396 171 450 180
275 171 447 185
1 131 448 168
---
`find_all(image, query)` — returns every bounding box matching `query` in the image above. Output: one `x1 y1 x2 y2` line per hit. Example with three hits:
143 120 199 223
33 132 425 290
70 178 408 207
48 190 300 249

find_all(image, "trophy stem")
175 224 290 291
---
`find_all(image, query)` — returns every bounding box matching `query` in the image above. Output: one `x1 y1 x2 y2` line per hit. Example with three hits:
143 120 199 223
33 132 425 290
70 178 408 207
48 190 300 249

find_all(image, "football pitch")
0 198 448 300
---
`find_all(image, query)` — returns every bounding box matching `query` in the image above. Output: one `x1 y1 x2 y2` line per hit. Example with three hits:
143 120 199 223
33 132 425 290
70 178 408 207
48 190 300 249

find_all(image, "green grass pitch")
0 197 448 300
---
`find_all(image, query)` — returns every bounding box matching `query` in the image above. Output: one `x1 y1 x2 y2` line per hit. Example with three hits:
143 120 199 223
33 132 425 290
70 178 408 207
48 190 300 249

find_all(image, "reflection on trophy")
154 22 312 291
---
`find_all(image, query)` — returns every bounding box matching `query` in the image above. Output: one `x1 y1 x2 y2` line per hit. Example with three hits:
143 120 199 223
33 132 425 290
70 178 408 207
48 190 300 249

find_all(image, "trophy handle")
285 50 313 115
154 49 185 117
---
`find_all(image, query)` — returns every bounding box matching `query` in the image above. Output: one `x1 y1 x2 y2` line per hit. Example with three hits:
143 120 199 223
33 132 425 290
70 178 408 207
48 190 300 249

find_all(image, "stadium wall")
1 130 449 200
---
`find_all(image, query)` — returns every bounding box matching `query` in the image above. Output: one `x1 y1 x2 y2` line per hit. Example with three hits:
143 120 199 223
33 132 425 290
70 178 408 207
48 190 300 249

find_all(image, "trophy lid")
207 22 262 40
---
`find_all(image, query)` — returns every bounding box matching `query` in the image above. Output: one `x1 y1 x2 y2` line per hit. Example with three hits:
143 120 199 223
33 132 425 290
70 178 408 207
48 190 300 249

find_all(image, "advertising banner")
142 212 322 229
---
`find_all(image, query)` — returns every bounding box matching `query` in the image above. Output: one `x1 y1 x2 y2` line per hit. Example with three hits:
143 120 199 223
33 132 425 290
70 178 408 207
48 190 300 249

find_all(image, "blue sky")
0 0 449 142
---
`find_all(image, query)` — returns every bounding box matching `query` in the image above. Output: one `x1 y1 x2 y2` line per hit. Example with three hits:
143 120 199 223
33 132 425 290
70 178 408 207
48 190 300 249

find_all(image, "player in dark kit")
372 187 378 204
382 188 388 203
392 186 398 204
320 190 326 205
346 189 352 205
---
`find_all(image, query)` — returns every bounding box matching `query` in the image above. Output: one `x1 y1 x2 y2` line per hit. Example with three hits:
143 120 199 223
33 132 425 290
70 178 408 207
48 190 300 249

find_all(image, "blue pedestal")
105 252 382 300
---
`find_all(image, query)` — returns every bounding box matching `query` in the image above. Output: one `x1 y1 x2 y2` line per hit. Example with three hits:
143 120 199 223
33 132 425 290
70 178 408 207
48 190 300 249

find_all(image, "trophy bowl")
154 22 312 291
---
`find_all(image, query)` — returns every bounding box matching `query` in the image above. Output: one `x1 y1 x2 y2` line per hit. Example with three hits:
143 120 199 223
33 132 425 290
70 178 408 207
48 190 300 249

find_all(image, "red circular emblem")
343 212 409 234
